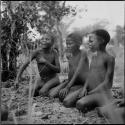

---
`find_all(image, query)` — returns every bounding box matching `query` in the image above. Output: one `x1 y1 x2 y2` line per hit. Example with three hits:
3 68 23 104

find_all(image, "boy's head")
88 29 110 52
66 32 82 52
39 32 55 49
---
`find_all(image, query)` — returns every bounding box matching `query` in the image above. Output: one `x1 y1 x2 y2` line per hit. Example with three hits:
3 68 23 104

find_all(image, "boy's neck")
42 47 52 53
72 49 80 56
95 49 106 56
98 45 106 52
98 47 106 53
88 48 106 57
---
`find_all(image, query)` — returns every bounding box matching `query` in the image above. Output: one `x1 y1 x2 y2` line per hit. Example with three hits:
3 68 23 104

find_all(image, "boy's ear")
98 37 105 45
102 39 106 45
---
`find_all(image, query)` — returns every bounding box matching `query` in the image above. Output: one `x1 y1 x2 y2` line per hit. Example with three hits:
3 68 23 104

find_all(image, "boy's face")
66 37 79 52
40 34 52 49
88 33 100 52
82 35 89 50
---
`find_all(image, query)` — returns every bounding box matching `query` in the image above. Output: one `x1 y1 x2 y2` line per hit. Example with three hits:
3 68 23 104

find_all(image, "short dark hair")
67 32 83 46
92 29 110 45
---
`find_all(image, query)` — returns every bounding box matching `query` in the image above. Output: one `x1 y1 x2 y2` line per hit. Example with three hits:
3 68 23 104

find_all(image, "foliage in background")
114 25 125 46
1 1 77 82
71 20 109 37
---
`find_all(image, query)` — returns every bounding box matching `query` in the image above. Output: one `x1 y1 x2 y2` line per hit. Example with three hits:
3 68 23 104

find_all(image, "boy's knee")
49 90 58 98
39 88 48 96
39 84 49 94
63 98 73 108
76 99 87 112
76 100 83 110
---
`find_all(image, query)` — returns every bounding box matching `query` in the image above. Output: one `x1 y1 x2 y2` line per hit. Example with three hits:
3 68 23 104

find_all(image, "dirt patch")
1 81 108 124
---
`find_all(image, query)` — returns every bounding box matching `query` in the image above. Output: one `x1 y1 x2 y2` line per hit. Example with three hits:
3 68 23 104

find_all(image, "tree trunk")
1 45 9 82
8 41 17 80
1 41 18 82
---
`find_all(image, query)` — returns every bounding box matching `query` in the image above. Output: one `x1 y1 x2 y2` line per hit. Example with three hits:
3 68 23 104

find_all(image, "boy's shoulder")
104 51 115 62
81 49 88 57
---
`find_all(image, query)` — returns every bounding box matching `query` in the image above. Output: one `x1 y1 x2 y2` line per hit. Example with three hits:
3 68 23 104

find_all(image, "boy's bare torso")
87 52 110 91
36 49 57 79
68 51 89 85
68 53 81 79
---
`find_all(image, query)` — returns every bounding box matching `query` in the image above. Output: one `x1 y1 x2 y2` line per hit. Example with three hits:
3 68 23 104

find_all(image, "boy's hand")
59 87 69 99
78 88 87 99
117 99 125 107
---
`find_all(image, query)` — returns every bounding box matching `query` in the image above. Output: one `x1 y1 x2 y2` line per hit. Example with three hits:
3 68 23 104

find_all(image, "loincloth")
40 74 57 83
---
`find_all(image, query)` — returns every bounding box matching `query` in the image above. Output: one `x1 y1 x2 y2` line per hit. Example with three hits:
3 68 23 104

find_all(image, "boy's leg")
33 77 44 97
97 104 125 124
39 76 60 96
76 92 112 113
115 107 125 123
63 86 82 108
97 98 125 124
48 80 68 98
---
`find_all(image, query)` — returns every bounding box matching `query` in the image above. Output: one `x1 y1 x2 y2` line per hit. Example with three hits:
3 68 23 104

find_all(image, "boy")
97 98 125 124
15 32 60 97
97 86 125 124
49 32 89 107
76 29 115 113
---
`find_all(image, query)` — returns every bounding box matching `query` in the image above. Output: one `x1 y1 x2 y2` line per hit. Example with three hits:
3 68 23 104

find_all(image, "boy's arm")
66 50 88 89
16 50 38 80
59 50 88 98
88 56 115 95
77 81 88 98
45 50 60 73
